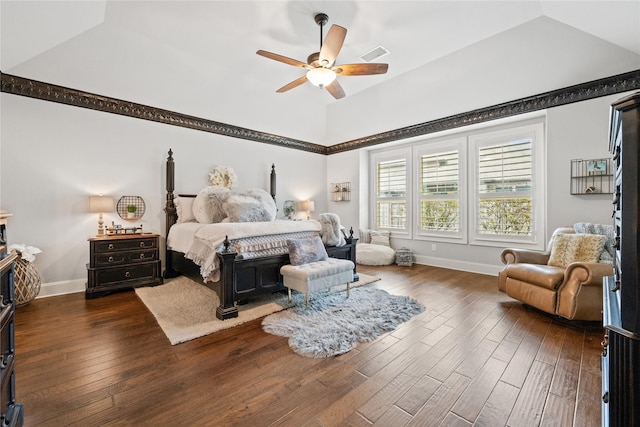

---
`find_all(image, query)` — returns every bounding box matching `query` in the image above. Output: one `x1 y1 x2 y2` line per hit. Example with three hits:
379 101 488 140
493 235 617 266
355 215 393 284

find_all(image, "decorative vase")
13 255 41 306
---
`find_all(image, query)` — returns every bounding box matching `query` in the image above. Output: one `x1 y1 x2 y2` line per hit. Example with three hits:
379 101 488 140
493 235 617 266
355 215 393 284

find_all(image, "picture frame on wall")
586 159 607 175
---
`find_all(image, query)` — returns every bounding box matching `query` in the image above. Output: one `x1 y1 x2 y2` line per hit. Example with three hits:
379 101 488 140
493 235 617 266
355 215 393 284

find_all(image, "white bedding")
168 220 322 282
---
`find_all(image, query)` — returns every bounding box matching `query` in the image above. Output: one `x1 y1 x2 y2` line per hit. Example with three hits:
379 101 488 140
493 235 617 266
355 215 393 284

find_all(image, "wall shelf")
570 158 613 195
331 182 351 202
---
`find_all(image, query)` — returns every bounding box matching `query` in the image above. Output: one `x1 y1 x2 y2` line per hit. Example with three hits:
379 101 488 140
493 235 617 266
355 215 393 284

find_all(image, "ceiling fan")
256 13 388 100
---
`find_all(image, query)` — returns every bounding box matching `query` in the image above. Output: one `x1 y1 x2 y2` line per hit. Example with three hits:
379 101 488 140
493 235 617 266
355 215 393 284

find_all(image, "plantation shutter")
419 150 460 232
376 158 407 229
477 139 533 235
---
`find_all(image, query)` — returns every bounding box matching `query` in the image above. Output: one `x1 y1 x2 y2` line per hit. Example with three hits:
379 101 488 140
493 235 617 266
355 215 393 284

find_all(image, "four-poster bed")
163 149 358 320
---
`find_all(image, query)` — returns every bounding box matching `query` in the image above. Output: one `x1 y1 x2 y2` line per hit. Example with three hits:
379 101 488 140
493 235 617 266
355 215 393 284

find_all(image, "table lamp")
89 195 115 236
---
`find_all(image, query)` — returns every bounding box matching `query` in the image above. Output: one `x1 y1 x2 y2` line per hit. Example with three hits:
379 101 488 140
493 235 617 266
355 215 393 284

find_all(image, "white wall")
1 83 633 294
0 93 327 294
327 92 632 275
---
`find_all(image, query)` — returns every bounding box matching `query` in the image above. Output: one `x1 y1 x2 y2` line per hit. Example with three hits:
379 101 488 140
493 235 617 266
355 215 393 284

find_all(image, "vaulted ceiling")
2 1 639 146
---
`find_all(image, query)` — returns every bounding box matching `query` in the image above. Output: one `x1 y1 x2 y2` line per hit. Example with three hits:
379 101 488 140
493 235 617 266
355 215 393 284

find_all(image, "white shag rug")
262 287 425 358
135 273 380 345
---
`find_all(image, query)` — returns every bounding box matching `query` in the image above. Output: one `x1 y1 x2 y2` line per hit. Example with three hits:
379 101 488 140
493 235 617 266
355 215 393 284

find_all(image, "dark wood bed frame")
163 149 358 320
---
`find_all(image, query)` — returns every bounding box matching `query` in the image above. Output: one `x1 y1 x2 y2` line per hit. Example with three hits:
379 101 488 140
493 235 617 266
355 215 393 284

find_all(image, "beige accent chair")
498 227 613 321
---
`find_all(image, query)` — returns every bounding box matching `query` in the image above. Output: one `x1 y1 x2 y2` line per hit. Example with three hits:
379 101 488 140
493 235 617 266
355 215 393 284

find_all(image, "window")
371 149 411 234
415 138 466 242
469 123 545 248
369 120 545 249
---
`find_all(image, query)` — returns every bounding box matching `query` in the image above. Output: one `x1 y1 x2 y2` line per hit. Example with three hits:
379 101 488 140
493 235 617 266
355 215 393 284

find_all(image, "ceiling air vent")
360 45 390 62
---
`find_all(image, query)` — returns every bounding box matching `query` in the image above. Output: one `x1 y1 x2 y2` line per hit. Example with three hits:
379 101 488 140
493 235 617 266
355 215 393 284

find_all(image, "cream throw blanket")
185 220 322 281
319 213 346 247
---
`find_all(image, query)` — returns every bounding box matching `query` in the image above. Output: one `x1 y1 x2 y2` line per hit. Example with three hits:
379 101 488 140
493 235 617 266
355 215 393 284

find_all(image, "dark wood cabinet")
86 233 162 298
602 91 640 427
0 212 24 427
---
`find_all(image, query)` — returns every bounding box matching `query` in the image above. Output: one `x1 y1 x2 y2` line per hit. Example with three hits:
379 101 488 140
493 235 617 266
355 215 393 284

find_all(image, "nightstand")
86 233 162 298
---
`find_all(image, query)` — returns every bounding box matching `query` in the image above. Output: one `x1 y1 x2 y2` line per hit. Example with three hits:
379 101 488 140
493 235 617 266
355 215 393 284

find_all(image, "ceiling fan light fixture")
306 67 336 88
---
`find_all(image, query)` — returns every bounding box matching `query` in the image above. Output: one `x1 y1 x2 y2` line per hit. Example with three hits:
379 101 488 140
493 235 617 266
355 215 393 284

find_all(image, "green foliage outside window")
478 197 532 235
377 201 406 229
421 200 459 231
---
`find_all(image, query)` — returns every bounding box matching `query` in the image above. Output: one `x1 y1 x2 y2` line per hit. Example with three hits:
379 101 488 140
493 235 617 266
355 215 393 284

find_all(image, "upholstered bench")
280 258 355 308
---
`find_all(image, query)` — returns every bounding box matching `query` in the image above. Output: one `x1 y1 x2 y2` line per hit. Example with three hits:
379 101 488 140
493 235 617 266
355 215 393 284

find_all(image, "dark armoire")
602 91 640 427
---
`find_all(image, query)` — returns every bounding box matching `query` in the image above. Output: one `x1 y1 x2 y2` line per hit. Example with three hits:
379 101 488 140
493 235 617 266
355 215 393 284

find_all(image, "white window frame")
468 122 546 249
370 148 412 238
413 138 467 243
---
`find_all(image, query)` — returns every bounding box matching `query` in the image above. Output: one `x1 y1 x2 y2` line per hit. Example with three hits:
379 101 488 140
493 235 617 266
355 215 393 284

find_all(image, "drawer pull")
108 256 114 263
140 242 146 247
139 253 145 259
125 272 131 278
108 243 114 250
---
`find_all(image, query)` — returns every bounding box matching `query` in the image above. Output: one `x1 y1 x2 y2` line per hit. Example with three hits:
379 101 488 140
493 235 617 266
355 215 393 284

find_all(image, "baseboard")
36 279 85 299
414 254 502 276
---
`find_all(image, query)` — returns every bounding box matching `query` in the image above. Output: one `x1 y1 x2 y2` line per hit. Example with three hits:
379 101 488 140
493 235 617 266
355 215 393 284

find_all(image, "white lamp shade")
89 195 115 213
300 200 315 212
306 68 336 88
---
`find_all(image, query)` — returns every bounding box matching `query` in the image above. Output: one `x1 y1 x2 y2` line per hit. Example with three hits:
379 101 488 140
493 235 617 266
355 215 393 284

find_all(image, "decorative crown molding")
2 70 639 155
326 69 640 154
0 73 325 155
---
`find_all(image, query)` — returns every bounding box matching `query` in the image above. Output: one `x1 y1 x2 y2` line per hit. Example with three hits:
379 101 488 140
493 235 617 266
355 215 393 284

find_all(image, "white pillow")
370 230 391 246
174 196 196 223
244 188 277 221
223 194 272 222
192 186 231 223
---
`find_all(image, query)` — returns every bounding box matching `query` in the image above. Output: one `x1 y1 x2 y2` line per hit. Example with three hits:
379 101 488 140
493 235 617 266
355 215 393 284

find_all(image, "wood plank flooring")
14 264 604 426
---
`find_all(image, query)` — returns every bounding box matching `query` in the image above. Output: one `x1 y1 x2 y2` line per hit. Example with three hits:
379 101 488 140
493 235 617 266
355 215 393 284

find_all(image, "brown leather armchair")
498 227 613 320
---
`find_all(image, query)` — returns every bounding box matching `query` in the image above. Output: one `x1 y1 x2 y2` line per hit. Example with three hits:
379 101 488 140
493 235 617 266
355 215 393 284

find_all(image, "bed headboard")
164 149 277 237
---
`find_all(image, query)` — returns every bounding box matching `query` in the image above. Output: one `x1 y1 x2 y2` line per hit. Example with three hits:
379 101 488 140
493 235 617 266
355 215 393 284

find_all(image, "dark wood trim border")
2 69 639 155
0 72 325 155
327 69 640 154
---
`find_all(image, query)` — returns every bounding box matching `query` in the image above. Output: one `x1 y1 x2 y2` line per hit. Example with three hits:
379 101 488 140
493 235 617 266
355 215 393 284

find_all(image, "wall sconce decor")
116 195 146 220
89 195 115 236
299 200 315 220
331 182 351 202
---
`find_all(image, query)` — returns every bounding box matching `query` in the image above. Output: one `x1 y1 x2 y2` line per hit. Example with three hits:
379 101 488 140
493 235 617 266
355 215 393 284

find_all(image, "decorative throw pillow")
174 196 196 223
286 236 328 266
244 188 277 221
359 229 372 244
574 222 615 265
192 186 231 224
547 233 607 268
370 230 391 246
223 194 271 223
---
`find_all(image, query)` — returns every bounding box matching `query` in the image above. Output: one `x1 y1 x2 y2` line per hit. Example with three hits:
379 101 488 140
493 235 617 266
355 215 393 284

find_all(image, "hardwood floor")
14 264 604 426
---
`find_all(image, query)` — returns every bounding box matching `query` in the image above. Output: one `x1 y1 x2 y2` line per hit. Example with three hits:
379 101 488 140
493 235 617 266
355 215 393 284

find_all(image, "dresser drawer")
93 237 157 254
93 248 158 267
90 261 160 287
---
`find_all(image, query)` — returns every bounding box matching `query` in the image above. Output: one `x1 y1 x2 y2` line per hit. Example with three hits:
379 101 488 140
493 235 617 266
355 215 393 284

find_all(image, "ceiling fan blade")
256 50 310 69
276 75 308 93
332 63 389 76
319 25 347 67
325 80 345 99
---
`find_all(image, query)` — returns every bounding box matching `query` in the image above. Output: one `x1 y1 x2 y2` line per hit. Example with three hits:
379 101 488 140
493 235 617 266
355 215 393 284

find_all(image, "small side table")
86 233 162 298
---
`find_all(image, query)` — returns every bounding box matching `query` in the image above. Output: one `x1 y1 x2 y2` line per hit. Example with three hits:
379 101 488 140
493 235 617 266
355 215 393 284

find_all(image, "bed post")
270 163 276 202
164 149 178 278
216 249 239 320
